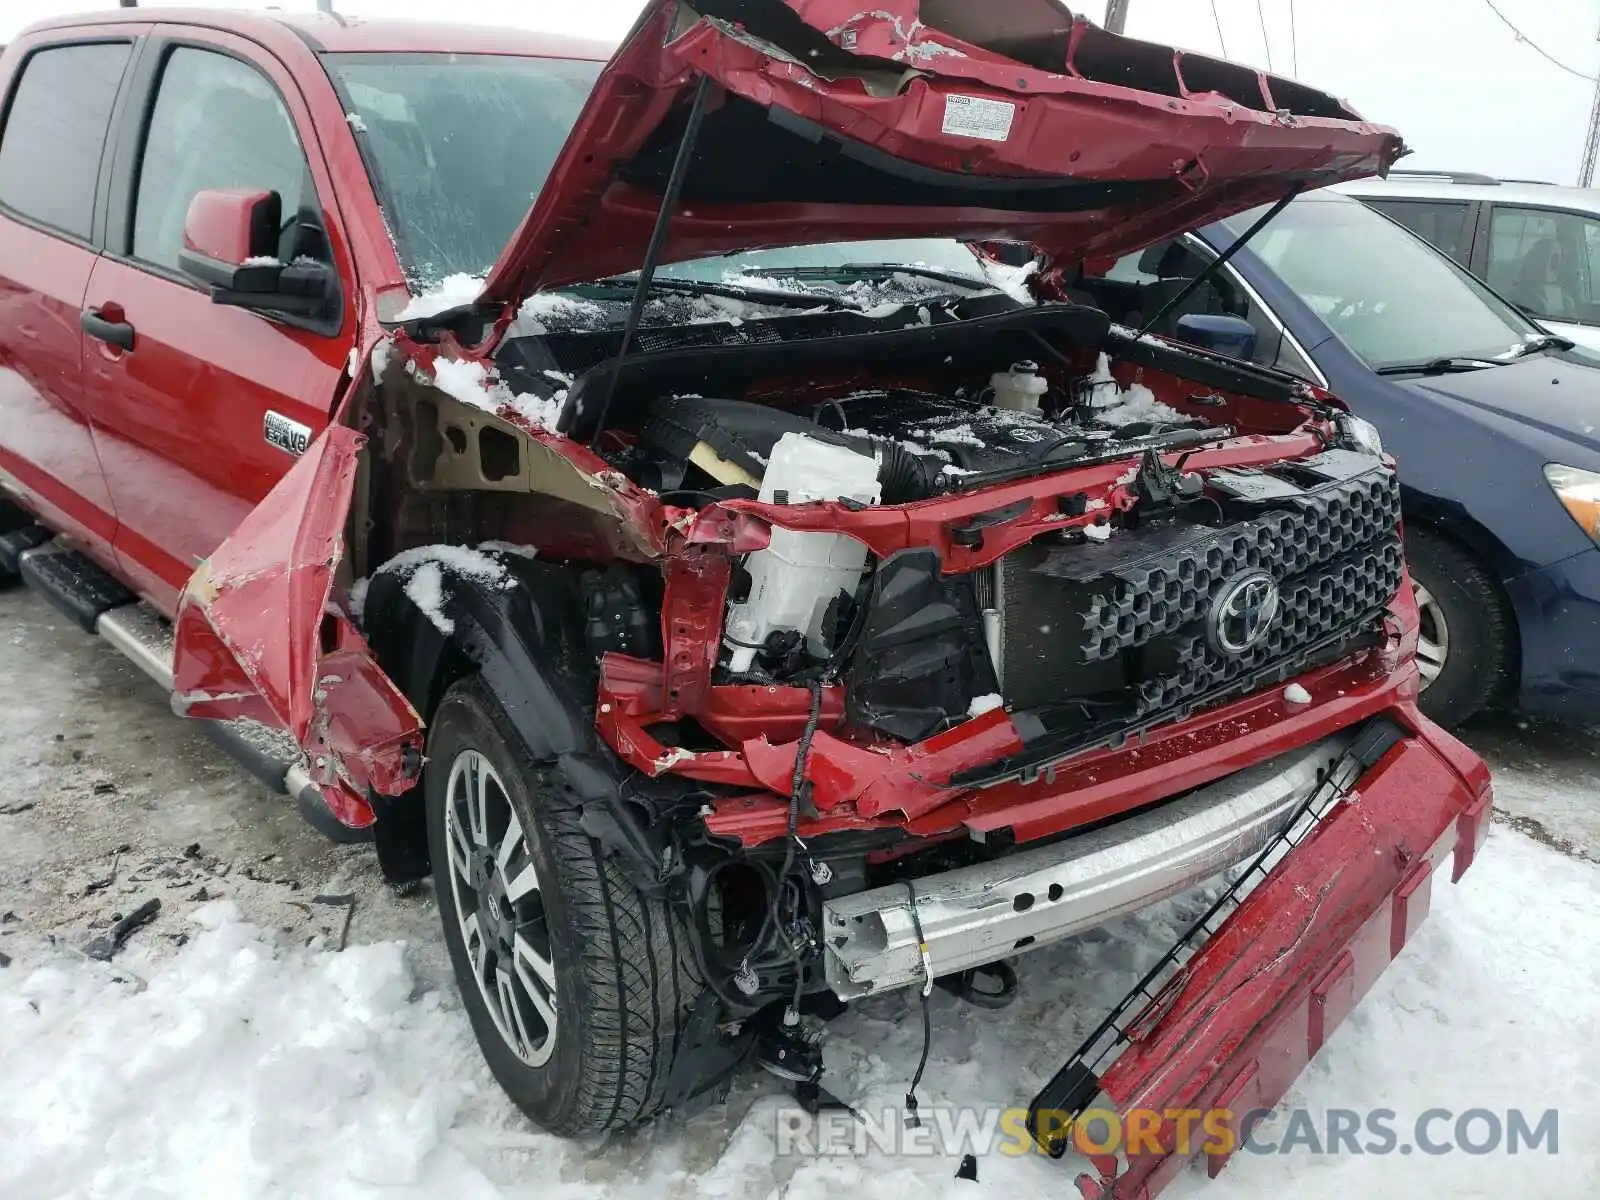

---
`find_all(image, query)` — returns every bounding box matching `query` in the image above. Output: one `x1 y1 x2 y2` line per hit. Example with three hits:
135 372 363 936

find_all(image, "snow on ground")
1 827 1594 1200
1 588 1597 1199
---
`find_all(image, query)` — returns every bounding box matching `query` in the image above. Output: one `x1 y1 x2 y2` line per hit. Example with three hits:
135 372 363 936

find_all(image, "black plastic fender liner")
359 555 700 891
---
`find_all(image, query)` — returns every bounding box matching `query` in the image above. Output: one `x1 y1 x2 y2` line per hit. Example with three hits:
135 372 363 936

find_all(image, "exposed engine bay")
357 298 1403 1041
498 312 1402 768
375 301 1400 801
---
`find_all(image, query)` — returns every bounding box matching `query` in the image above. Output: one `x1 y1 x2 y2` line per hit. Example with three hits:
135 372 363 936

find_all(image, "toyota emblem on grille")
1207 570 1280 655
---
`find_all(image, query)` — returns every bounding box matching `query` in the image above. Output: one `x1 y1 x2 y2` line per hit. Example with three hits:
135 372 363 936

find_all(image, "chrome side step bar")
822 733 1355 999
94 602 173 688
93 604 370 843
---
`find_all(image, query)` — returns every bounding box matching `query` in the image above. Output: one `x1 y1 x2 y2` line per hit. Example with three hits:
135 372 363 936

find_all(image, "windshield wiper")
1373 357 1501 377
572 274 856 312
744 262 991 293
1507 333 1574 358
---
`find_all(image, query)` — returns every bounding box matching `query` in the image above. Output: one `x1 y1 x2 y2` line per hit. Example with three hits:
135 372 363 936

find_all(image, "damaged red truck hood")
482 0 1404 304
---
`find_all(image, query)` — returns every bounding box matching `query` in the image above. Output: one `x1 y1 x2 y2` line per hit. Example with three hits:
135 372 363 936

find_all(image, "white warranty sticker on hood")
941 94 1017 141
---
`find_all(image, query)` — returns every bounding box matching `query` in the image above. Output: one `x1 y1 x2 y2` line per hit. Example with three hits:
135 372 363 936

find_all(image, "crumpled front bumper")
1031 706 1492 1198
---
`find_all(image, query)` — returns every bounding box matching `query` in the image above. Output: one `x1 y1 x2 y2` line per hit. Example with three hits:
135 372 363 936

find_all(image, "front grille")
995 457 1402 720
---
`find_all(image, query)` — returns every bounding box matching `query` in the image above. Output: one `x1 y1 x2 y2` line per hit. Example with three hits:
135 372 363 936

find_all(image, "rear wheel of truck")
424 676 705 1135
1405 527 1511 727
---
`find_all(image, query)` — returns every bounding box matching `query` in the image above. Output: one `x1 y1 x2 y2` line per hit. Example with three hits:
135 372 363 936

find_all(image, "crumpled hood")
482 0 1404 307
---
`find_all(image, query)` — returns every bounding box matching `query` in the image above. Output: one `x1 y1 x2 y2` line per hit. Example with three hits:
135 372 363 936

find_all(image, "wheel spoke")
504 862 541 904
495 967 533 1057
446 809 474 885
465 755 489 849
495 808 523 874
514 929 558 992
514 951 559 1034
462 913 487 978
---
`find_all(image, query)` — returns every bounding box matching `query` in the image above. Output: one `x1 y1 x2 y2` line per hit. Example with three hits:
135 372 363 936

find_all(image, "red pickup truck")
0 3 1492 1192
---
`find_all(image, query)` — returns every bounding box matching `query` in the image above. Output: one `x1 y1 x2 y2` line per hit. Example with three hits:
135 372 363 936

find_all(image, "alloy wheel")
1412 580 1450 689
443 749 558 1067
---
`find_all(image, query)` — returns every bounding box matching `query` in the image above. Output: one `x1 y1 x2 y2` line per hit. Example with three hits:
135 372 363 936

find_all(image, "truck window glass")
0 41 131 240
1362 198 1472 265
324 53 602 290
1486 205 1600 326
133 48 315 272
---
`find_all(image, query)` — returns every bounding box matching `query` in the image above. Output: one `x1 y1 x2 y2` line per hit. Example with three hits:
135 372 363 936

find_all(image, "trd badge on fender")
264 410 313 457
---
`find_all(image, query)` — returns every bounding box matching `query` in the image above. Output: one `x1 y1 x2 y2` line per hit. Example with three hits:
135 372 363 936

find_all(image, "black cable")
1288 0 1299 77
1209 0 1228 56
1255 0 1274 72
727 678 825 1009
1483 0 1597 84
902 879 934 1128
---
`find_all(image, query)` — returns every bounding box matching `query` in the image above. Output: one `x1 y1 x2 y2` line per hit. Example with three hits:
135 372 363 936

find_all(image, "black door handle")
81 309 135 351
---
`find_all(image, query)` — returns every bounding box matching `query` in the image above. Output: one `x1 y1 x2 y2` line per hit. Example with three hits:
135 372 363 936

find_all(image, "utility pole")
1582 15 1600 186
1104 0 1130 35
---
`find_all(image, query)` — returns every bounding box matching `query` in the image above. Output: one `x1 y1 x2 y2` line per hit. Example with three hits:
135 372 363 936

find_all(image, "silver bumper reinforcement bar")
822 733 1354 999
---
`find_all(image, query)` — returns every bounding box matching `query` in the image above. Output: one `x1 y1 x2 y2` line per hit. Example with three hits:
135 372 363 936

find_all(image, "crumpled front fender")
171 425 423 828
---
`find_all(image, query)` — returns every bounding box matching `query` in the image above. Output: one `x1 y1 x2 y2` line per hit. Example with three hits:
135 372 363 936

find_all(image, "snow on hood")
394 272 485 321
481 0 1404 309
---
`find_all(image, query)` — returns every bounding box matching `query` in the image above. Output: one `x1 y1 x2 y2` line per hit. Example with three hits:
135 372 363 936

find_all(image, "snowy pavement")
1 586 1597 1199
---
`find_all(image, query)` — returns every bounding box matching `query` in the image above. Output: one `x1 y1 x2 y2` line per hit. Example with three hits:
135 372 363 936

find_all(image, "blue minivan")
1072 191 1600 727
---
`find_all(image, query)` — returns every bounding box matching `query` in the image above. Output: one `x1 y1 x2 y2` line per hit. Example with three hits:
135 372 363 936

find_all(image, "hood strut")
1138 184 1302 338
588 75 715 449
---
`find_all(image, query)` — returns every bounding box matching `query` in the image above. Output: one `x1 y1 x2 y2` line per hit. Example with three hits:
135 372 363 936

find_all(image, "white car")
1339 171 1600 353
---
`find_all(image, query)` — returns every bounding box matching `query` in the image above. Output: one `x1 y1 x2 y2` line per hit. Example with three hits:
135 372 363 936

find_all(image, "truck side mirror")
177 187 282 290
177 187 338 325
1174 313 1259 362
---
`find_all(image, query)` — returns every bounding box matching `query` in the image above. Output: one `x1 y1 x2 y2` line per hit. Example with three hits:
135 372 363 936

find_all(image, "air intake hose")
815 431 942 503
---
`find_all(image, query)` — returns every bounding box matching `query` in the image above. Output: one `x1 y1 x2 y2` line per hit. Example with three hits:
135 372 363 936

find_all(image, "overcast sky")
3 0 1595 184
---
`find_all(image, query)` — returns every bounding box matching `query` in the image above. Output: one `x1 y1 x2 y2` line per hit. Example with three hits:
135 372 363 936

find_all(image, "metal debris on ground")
312 892 357 952
83 851 123 895
83 897 161 961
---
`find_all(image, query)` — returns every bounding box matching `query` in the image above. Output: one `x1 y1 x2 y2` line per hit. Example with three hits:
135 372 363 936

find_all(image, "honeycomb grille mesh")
998 465 1402 718
1077 469 1400 659
1133 540 1403 711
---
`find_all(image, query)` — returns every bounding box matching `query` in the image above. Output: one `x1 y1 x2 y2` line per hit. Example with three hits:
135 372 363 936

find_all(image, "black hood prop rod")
1138 184 1302 339
588 75 715 449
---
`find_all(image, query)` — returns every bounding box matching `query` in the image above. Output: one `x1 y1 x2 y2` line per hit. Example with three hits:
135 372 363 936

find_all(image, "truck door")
80 26 357 613
0 33 143 553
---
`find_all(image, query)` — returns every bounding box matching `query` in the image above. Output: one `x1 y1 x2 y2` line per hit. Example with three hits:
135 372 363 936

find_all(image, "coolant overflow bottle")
990 360 1048 413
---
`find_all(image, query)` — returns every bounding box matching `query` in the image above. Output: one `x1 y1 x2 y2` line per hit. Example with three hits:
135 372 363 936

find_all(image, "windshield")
519 239 1004 334
1225 196 1541 371
324 52 602 290
656 239 990 288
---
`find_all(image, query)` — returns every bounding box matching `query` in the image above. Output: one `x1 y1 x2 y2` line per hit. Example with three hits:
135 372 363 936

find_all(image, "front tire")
425 676 704 1135
1405 527 1512 727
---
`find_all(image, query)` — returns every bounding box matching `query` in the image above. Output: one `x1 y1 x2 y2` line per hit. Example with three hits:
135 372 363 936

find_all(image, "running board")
92 603 373 844
0 523 51 574
18 542 135 632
